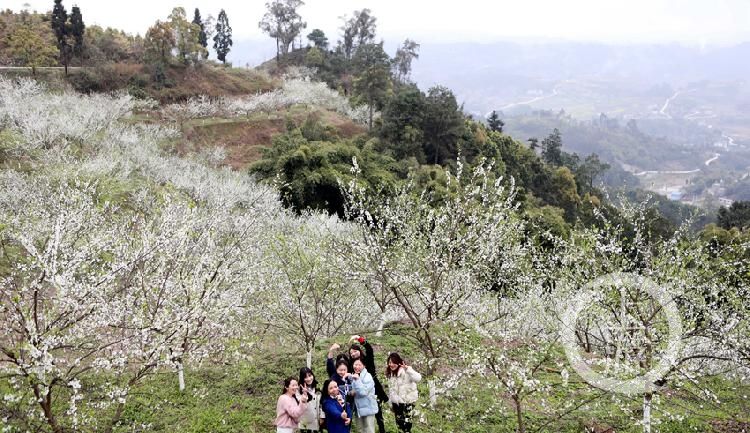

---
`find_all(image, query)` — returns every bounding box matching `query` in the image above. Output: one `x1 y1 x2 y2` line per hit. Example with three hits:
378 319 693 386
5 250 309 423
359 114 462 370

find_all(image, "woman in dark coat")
321 379 352 433
327 336 388 433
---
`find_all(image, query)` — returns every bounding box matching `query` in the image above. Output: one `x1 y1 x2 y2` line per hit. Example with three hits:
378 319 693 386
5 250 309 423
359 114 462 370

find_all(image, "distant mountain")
410 41 750 114
412 41 750 85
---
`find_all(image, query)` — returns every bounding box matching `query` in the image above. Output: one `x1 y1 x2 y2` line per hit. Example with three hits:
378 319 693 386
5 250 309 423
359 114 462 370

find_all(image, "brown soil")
182 109 366 170
711 420 750 433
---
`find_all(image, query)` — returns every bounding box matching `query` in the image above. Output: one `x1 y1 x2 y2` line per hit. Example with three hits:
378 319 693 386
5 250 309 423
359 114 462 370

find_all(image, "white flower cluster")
162 77 370 124
0 77 148 155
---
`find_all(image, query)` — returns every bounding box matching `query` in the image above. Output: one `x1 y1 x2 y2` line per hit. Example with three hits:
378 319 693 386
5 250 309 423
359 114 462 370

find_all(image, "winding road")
660 91 680 118
723 134 736 147
634 152 722 176
498 87 560 111
634 169 700 176
659 89 696 118
705 153 720 166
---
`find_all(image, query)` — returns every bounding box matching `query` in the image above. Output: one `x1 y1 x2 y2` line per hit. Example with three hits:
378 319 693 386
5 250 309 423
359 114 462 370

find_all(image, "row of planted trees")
1 77 749 432
144 7 232 66
0 1 233 73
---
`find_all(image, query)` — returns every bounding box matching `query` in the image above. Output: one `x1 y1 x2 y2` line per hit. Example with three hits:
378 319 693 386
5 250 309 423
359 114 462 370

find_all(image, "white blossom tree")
342 160 528 361
258 214 372 367
550 199 750 433
0 178 143 433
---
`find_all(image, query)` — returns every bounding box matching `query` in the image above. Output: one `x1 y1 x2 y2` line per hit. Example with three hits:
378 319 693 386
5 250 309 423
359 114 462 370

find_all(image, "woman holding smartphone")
321 379 352 433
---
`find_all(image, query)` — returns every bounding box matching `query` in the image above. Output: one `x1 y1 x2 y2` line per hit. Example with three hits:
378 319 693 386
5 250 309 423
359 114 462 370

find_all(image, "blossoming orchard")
1 76 749 433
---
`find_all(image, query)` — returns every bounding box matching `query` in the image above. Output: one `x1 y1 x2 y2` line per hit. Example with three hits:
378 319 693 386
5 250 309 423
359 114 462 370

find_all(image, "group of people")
274 335 422 433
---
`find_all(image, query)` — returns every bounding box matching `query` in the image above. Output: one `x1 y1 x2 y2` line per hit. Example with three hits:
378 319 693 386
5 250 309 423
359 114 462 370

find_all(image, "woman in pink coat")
274 376 309 433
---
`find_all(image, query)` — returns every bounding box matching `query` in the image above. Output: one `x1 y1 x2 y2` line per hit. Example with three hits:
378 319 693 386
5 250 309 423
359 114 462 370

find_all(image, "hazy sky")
6 0 750 46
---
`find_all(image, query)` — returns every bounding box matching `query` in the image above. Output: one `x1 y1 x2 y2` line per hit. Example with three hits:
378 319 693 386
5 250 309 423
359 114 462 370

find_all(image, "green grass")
1 324 748 433
113 326 750 433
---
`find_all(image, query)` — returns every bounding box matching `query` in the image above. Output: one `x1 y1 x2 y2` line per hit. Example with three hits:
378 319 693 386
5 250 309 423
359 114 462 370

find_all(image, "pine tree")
487 110 504 133
423 85 465 165
541 129 563 166
69 6 85 65
193 8 208 58
213 9 232 65
50 0 71 74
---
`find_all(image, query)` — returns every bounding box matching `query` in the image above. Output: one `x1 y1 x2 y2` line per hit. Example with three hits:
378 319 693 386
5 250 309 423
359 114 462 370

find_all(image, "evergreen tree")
169 7 205 64
193 8 208 58
306 28 328 49
718 201 750 230
352 42 391 130
351 9 376 47
144 20 175 64
423 85 465 165
339 9 376 59
305 46 324 67
487 110 504 133
575 153 610 192
69 5 85 65
379 84 427 161
213 9 232 65
528 137 539 150
50 0 71 74
541 128 563 166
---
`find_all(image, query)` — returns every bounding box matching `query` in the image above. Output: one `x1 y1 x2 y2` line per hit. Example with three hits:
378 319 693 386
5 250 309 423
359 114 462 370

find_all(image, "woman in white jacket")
385 353 421 433
297 367 324 433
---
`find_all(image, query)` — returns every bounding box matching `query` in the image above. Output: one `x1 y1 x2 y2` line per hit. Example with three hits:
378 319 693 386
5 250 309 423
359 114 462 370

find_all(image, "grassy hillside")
1 63 276 103
178 108 365 169
81 326 750 433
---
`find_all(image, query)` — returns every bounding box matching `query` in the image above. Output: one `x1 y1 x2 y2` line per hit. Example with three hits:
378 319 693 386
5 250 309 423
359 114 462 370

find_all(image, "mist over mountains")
408 41 750 113
232 39 750 117
412 41 750 84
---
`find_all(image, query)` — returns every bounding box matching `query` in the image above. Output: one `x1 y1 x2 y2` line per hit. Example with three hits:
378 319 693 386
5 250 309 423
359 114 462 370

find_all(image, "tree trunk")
34 384 62 433
428 379 437 408
513 395 526 433
643 392 652 433
177 361 186 392
376 310 386 337
368 103 374 130
421 327 437 359
306 350 312 368
105 401 126 433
